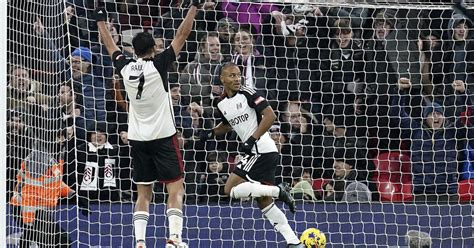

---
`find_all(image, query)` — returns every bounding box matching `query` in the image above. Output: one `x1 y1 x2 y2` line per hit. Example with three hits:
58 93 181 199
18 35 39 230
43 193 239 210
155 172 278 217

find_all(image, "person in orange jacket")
10 129 89 248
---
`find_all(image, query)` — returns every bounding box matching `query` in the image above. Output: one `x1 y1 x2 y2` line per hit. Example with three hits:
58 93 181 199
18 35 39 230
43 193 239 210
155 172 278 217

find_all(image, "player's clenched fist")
398 77 411 90
93 8 107 22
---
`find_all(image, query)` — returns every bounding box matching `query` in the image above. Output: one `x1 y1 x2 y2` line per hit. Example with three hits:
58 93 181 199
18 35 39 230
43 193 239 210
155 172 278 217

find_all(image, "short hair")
219 62 239 76
132 32 155 56
406 230 432 248
334 19 352 35
231 28 253 44
8 63 28 76
199 32 220 51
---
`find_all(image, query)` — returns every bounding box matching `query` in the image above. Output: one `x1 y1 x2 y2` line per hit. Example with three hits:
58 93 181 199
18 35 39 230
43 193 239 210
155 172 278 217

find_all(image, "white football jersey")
113 48 176 141
217 86 277 154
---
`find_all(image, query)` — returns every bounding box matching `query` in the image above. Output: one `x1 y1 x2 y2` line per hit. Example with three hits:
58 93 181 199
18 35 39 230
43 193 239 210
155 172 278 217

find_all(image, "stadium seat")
372 152 413 202
458 179 474 202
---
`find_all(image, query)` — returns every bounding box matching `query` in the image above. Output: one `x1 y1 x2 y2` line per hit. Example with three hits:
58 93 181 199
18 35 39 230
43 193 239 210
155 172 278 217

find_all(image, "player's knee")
256 196 273 209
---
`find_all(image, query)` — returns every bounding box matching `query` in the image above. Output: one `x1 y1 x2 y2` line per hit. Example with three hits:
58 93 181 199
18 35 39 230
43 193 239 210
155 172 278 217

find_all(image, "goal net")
5 0 474 247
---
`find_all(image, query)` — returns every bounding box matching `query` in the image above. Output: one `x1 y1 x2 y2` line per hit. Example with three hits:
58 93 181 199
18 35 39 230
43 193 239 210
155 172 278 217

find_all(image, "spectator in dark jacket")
391 78 474 197
319 20 364 113
197 151 229 203
280 101 322 169
58 81 86 143
264 10 318 103
180 32 224 107
362 11 402 152
320 148 370 202
437 13 474 118
320 106 369 178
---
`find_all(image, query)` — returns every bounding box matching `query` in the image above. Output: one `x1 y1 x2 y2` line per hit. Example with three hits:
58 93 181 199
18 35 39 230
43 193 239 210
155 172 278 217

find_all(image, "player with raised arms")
93 1 201 247
200 63 304 248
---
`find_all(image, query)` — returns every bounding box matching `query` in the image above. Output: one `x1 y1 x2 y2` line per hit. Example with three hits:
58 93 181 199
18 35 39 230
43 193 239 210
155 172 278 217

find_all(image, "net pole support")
0 0 7 246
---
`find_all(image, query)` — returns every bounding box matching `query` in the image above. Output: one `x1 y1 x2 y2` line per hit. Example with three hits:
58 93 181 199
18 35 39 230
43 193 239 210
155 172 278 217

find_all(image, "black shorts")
233 152 278 185
130 135 184 184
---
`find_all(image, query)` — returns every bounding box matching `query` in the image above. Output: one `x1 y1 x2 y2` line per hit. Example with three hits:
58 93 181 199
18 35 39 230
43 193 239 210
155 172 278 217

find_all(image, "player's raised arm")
171 1 200 56
94 9 120 57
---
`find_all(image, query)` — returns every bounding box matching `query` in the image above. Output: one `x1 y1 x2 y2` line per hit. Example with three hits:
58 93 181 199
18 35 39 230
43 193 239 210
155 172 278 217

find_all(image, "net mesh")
5 0 474 247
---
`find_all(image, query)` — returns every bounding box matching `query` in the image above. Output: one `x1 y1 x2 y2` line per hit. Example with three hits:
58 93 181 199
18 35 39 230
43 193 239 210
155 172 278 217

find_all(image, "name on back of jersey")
131 64 143 71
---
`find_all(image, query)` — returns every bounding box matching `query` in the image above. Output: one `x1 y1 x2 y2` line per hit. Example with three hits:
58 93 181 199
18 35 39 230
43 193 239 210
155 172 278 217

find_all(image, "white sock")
229 182 280 199
167 208 183 242
133 211 149 243
262 202 300 245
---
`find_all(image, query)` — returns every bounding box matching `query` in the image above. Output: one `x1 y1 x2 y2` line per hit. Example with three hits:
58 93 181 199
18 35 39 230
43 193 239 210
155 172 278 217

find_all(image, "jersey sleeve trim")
153 47 177 72
216 99 230 125
240 87 270 114
112 51 132 76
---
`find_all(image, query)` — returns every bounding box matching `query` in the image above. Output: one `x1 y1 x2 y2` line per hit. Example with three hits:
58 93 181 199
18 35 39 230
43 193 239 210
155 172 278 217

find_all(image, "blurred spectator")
7 64 49 111
34 16 111 131
197 151 230 203
230 29 277 101
391 79 474 199
323 6 369 38
319 20 364 115
362 10 403 152
290 168 316 201
418 31 442 96
69 47 108 129
319 104 369 177
75 123 121 203
186 102 214 137
280 101 322 169
319 148 370 202
56 81 89 190
265 10 318 104
180 32 223 107
154 33 165 53
6 108 33 200
170 83 192 137
57 81 86 143
156 0 208 68
152 34 180 84
216 18 237 59
438 13 474 117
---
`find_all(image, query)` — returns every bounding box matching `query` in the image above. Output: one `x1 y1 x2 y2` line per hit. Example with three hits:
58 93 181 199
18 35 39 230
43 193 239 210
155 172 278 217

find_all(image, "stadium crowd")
6 0 474 208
